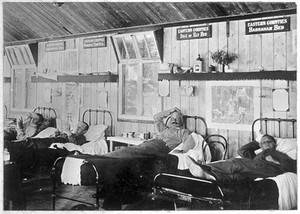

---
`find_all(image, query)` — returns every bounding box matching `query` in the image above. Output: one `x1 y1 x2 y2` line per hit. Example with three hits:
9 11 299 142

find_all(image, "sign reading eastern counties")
246 17 290 35
177 25 212 40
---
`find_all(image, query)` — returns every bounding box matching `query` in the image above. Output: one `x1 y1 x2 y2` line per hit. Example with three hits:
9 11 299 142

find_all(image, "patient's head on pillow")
73 121 89 135
259 134 276 151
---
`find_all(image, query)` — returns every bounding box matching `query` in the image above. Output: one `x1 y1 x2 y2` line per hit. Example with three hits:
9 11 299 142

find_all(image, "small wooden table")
107 136 144 152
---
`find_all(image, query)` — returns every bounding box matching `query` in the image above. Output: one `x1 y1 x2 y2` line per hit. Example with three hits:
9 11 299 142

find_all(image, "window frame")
118 61 160 122
113 30 162 122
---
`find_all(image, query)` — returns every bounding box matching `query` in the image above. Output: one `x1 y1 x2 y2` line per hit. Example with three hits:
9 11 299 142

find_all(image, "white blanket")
169 132 212 170
61 157 85 185
268 172 297 210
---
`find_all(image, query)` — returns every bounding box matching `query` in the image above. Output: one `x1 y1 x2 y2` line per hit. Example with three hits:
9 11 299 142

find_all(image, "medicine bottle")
193 54 202 73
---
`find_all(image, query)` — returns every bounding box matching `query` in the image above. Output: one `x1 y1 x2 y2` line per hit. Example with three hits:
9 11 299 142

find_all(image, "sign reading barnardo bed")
246 17 290 35
177 25 212 40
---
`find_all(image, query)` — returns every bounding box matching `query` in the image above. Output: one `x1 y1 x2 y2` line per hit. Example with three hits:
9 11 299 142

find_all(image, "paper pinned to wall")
158 80 170 97
180 85 194 96
44 88 52 103
98 91 108 108
273 89 289 112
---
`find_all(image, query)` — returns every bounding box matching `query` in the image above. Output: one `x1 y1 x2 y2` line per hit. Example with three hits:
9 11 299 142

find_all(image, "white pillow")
84 124 108 143
33 127 58 138
276 138 297 160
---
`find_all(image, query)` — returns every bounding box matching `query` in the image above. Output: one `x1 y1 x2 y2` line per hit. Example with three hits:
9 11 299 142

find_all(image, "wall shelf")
31 74 118 83
158 70 296 81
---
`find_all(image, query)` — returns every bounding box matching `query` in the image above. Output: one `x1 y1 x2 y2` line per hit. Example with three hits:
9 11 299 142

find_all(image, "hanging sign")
246 17 290 35
177 25 212 40
83 36 107 48
46 41 66 52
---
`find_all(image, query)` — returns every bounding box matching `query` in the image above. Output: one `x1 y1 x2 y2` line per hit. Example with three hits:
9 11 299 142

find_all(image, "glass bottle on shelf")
193 54 202 73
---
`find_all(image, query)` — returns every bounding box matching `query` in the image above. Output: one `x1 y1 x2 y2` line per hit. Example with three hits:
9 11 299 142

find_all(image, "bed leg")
95 184 100 209
51 194 56 210
51 172 57 210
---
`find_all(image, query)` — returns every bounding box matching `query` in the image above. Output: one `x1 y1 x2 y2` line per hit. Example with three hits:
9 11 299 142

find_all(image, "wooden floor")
5 174 188 211
6 176 105 211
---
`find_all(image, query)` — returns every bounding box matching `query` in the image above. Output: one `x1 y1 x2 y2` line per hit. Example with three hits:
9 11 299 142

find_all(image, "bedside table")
107 136 144 152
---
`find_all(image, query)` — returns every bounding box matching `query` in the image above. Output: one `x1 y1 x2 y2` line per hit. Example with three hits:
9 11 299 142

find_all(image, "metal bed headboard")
34 107 57 119
252 118 297 141
82 109 113 137
183 115 208 137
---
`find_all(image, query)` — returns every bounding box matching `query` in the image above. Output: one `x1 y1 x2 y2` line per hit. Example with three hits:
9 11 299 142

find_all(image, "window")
113 30 163 121
11 68 36 110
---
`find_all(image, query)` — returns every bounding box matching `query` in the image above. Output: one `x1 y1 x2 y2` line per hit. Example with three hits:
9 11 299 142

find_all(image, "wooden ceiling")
3 2 297 45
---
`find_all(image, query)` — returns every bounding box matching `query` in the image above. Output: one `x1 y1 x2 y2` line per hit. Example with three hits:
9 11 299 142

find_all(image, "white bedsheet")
269 172 297 210
169 132 211 170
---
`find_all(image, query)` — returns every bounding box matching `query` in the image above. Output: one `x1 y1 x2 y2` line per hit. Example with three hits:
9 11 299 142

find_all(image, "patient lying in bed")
4 112 45 144
188 134 297 181
59 108 206 210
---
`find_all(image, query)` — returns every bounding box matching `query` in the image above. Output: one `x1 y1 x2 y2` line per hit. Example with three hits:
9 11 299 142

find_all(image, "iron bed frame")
50 109 113 210
151 117 297 210
51 115 228 210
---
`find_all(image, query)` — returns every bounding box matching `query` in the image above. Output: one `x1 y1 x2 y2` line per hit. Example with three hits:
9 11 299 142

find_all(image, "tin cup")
144 132 150 140
128 132 134 138
122 133 128 138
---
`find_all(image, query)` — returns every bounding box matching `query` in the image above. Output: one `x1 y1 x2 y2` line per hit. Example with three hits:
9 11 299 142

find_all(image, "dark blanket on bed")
8 137 71 178
55 139 174 191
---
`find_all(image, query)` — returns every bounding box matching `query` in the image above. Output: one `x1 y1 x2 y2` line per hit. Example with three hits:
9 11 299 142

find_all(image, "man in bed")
14 121 89 179
57 121 89 146
88 107 192 209
188 134 297 181
4 112 44 143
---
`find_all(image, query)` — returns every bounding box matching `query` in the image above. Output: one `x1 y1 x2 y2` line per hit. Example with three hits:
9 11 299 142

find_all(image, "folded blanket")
269 172 297 210
61 157 85 185
169 132 211 170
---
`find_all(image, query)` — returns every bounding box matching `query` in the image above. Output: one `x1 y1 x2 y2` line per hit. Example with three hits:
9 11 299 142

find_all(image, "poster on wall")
206 81 260 131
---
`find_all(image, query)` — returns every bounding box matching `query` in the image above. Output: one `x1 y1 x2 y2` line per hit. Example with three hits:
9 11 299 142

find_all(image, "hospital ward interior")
1 1 298 211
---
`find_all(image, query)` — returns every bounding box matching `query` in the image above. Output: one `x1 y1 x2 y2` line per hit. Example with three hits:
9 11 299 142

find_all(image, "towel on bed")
269 172 297 210
169 132 211 170
61 157 85 185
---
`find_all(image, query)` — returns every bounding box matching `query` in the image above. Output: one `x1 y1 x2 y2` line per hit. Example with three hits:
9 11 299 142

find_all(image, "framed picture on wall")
206 81 260 131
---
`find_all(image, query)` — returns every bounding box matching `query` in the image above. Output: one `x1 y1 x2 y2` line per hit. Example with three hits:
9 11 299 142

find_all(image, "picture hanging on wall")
206 81 260 131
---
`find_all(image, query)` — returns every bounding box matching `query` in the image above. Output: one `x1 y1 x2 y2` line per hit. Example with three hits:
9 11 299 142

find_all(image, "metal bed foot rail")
51 157 101 210
151 173 227 210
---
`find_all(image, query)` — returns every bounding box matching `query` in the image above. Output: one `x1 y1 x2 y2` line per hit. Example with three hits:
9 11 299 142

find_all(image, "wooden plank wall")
36 35 118 133
14 14 297 158
156 14 297 157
